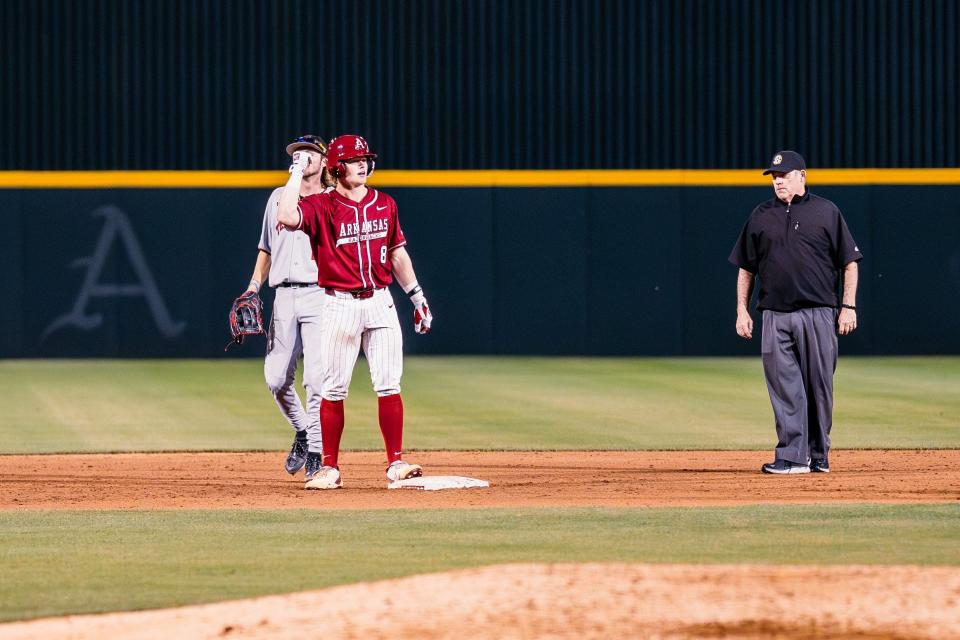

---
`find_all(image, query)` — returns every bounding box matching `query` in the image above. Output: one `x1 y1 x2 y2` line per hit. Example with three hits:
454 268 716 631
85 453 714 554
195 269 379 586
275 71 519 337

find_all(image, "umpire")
729 150 863 475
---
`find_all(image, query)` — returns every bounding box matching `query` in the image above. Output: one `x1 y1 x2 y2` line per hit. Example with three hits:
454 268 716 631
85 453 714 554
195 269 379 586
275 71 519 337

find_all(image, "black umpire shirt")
728 190 863 312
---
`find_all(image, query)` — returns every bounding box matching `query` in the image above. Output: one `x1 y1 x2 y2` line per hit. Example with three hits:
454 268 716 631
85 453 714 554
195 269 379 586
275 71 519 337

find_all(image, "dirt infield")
0 450 960 509
2 449 959 510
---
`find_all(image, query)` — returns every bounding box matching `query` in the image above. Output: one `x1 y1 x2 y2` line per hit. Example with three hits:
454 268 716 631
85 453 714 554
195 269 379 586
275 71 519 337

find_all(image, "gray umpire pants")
761 307 838 465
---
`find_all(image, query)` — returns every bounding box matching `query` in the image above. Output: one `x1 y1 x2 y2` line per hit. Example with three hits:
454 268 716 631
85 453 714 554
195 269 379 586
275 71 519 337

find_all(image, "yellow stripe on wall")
0 171 285 188
1 168 960 188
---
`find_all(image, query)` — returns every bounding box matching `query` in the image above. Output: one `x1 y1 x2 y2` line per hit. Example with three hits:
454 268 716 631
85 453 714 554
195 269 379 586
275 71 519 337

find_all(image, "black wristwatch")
841 304 857 311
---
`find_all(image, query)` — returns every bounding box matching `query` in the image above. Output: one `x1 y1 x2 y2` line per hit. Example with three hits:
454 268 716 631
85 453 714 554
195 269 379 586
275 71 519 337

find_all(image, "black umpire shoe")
285 431 308 475
761 459 811 474
810 457 830 473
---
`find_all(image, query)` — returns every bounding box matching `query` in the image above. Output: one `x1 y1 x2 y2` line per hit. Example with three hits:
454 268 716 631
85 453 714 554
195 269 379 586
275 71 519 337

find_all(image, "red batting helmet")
326 134 377 176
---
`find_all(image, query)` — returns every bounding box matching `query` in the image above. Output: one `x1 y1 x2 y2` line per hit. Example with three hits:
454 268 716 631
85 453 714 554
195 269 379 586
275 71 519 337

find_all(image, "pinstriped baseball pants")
320 288 403 402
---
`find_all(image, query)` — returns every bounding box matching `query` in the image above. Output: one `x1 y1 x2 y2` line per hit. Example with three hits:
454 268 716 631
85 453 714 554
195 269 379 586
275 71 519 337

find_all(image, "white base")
387 475 490 491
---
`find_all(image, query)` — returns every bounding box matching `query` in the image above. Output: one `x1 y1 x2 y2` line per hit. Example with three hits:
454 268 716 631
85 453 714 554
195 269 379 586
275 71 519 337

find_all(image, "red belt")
325 287 377 299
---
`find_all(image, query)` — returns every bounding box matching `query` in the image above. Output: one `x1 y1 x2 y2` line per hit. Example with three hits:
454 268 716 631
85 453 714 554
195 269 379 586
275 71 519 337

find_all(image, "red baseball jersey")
297 188 407 290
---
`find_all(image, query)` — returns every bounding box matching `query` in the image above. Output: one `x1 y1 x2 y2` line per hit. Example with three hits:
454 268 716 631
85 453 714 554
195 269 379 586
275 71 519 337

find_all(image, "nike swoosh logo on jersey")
376 205 388 211
388 304 394 308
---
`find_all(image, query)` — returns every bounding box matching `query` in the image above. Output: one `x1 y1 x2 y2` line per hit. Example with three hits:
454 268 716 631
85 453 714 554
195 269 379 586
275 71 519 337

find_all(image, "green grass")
1 357 958 453
0 504 957 621
2 359 955 625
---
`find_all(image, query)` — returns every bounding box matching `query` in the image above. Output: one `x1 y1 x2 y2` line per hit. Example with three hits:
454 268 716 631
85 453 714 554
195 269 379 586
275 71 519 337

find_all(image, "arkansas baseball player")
245 134 333 475
276 134 433 490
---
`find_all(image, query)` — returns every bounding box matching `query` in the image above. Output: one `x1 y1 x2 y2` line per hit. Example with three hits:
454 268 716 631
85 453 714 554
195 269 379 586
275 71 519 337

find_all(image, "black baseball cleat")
303 451 323 480
810 457 830 473
285 431 308 475
761 459 811 474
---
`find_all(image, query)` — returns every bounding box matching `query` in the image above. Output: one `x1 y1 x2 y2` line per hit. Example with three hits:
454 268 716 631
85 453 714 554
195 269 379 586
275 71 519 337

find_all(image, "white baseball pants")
320 287 403 401
264 285 325 452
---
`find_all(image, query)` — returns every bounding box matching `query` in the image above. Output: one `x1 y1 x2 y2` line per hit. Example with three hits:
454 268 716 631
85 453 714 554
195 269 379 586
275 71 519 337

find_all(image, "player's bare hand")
735 309 753 339
410 291 432 334
289 151 310 174
838 308 857 335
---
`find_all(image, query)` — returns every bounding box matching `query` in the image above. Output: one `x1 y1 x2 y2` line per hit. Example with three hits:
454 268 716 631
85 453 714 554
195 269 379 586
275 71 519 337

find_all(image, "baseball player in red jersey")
276 134 433 489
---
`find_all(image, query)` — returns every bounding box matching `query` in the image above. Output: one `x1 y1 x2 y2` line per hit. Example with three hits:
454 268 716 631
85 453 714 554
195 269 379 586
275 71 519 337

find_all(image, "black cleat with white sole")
761 459 811 474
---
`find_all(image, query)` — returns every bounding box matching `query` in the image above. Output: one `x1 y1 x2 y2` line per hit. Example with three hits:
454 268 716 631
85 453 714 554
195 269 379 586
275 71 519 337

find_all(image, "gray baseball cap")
762 150 806 175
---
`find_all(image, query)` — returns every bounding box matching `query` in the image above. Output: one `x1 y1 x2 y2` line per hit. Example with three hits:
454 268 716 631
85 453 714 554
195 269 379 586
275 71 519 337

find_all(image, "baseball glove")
224 291 265 350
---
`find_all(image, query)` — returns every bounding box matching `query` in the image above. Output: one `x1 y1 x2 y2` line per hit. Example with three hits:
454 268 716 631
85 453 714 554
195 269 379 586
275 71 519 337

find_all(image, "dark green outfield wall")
3 185 958 357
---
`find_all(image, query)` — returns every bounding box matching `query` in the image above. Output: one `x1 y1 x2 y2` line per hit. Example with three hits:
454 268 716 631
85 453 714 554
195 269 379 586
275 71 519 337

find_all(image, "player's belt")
325 287 380 299
276 282 318 288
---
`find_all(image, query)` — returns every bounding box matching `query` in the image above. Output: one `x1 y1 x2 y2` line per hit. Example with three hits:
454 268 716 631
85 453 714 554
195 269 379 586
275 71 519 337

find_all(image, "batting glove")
289 150 310 174
409 290 433 334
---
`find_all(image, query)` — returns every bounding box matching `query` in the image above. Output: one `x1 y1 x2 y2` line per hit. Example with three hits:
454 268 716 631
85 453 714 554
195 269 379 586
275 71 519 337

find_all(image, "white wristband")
402 280 421 295
248 279 261 292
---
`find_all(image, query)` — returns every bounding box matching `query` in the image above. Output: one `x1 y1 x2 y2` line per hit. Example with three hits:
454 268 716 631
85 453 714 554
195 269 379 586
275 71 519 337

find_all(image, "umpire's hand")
838 308 858 335
735 309 753 339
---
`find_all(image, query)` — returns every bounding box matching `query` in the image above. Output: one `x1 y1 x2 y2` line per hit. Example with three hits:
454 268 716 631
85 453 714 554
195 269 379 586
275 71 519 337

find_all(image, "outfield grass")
0 504 958 621
1 357 958 453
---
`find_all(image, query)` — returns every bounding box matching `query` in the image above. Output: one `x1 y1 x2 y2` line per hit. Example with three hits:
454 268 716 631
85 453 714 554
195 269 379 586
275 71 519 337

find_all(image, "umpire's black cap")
762 150 806 175
286 134 328 157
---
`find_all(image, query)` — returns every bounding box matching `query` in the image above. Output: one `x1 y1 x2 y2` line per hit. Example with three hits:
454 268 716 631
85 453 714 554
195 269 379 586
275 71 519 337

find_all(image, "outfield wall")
3 183 958 357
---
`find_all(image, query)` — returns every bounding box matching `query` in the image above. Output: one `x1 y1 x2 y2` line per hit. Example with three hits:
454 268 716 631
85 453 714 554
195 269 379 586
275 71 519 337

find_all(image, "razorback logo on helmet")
327 134 378 175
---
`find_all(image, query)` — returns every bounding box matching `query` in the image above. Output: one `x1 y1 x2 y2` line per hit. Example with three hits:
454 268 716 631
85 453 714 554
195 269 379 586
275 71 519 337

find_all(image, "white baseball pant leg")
361 288 403 396
297 287 327 453
264 287 308 432
319 294 365 401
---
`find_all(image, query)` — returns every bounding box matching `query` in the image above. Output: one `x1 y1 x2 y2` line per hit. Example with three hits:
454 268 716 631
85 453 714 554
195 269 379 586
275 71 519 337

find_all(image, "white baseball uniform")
259 186 330 453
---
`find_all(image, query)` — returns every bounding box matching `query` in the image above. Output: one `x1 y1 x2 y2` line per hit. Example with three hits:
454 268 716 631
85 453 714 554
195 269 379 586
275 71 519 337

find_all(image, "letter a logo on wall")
43 206 187 340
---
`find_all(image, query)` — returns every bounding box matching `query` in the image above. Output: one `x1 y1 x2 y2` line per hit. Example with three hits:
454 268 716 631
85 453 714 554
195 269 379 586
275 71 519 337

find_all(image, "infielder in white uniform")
245 134 333 474
276 134 433 490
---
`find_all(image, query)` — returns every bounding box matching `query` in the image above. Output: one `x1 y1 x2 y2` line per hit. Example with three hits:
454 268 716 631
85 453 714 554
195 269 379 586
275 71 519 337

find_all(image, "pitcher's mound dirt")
2 563 960 639
2 449 959 510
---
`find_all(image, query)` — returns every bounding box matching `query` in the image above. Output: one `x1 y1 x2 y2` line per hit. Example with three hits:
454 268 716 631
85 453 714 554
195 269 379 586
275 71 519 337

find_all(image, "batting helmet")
326 134 377 176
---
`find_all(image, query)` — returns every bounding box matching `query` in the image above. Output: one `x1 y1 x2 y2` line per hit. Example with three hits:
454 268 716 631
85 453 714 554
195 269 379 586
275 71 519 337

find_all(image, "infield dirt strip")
2 449 959 509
